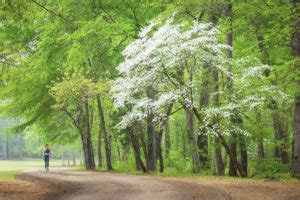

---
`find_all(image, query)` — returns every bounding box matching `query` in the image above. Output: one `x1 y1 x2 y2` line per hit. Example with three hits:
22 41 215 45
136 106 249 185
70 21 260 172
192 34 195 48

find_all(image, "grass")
74 162 300 183
0 159 62 181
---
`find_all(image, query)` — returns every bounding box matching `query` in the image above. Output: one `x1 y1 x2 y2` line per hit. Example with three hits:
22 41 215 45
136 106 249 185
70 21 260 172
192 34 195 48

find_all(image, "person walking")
44 144 51 172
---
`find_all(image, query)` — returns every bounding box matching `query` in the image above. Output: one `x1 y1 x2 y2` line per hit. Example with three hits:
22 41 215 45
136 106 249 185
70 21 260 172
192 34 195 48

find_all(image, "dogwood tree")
111 16 288 175
112 17 230 126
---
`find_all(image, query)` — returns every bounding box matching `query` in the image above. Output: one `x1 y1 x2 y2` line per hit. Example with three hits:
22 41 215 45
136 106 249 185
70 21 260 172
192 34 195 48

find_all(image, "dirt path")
1 168 300 200
19 169 232 200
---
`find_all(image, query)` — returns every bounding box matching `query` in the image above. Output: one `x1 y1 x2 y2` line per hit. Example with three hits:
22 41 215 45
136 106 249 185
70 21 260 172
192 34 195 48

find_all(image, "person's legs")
44 156 49 172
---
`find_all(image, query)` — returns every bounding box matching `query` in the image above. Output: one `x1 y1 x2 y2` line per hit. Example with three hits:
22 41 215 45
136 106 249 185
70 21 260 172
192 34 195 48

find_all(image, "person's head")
45 144 48 148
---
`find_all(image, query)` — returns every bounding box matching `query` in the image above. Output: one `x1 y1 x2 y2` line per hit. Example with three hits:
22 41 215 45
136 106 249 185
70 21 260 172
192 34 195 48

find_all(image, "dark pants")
44 156 49 169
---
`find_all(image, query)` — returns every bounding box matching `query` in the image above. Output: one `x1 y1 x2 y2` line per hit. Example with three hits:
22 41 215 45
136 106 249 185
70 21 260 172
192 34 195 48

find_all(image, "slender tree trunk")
156 104 173 172
72 151 76 166
84 100 95 170
18 134 23 159
271 111 289 163
228 132 238 176
115 138 121 162
256 112 265 159
272 111 282 159
147 111 156 171
239 134 248 177
156 130 164 172
107 127 113 163
224 1 241 177
126 127 147 172
214 137 224 176
1 140 4 159
175 124 179 150
6 135 9 159
146 87 156 171
79 129 88 168
67 153 70 166
97 103 103 168
281 118 290 164
122 144 130 163
258 138 265 159
291 0 300 177
182 127 187 159
97 95 112 170
198 63 210 168
140 134 149 166
164 119 171 158
254 23 289 164
62 146 65 166
218 133 246 177
186 110 201 173
197 131 209 167
212 68 225 176
97 119 103 167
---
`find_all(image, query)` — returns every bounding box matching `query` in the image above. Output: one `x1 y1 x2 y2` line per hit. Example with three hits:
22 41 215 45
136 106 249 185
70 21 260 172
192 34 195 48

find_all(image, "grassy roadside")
74 165 300 183
0 160 62 181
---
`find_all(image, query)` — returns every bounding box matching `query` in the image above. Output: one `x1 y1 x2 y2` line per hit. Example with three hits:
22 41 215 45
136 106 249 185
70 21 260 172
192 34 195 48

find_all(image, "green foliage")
254 158 290 179
0 0 297 178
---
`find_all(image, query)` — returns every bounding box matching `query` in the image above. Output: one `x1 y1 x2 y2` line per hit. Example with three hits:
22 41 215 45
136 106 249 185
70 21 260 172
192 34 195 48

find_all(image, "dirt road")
1 168 300 200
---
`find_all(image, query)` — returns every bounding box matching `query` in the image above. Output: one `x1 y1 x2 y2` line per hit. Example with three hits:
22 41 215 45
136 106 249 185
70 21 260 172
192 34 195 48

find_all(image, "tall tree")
97 95 113 170
291 0 300 177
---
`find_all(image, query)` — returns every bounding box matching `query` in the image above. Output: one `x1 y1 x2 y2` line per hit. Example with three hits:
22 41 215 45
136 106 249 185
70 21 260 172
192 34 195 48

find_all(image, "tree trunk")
256 112 265 159
218 133 246 177
1 140 4 159
293 95 300 177
147 111 156 171
254 23 289 164
189 98 246 176
97 95 112 170
67 154 70 166
239 134 248 177
164 119 171 158
291 0 300 177
272 111 282 159
258 136 265 159
214 137 224 176
97 124 103 168
6 135 9 159
116 138 121 162
79 130 88 168
122 143 129 163
198 63 210 168
18 134 23 159
197 131 209 168
279 115 290 164
97 97 103 168
228 132 238 176
126 127 147 172
224 1 240 177
62 146 65 166
72 151 76 166
186 109 201 173
146 87 156 171
212 67 225 176
140 134 149 166
182 126 187 159
157 104 173 172
84 100 95 170
156 130 164 172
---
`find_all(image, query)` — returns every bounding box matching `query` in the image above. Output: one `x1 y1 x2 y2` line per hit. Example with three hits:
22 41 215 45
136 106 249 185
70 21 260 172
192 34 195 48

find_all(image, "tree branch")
31 0 73 25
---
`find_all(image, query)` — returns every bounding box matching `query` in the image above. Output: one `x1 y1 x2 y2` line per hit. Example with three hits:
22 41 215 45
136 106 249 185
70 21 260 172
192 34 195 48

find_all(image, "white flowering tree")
111 16 288 175
112 17 230 126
